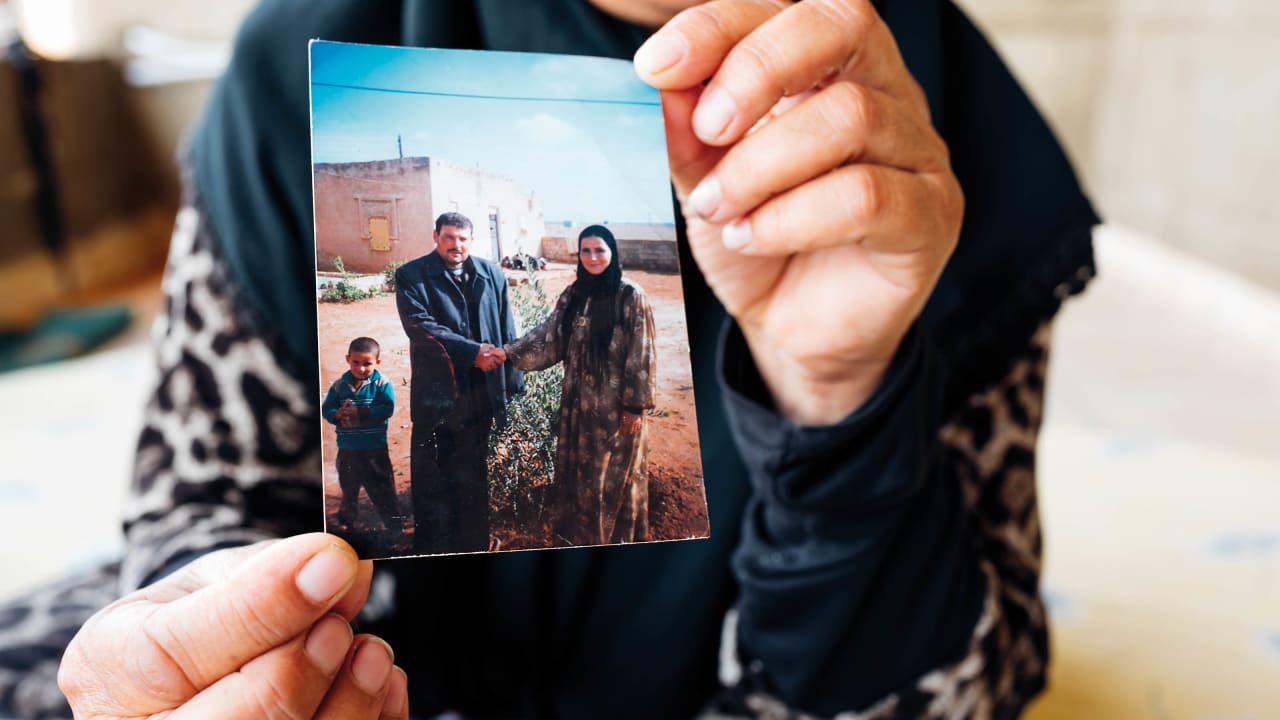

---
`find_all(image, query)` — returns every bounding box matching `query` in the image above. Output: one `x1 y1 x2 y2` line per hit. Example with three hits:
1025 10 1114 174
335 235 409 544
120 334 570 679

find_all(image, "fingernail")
693 87 736 142
688 177 722 220
634 33 686 77
723 218 752 250
381 667 408 715
352 638 394 693
296 545 355 604
304 614 352 675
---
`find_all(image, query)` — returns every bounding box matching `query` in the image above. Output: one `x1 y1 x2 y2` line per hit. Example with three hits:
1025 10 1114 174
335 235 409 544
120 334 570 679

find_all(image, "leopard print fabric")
122 204 323 592
0 563 119 719
709 324 1053 720
0 203 327 719
0 202 1054 720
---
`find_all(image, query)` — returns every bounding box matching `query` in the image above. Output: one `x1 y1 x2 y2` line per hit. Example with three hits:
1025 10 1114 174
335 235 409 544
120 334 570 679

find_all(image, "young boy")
321 336 400 552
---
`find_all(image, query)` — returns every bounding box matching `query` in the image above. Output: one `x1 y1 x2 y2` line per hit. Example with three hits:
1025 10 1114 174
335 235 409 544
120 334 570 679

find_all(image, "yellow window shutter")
369 216 391 251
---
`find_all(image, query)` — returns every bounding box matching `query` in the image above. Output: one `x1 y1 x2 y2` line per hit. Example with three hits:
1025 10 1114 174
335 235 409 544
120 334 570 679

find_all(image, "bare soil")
318 267 708 557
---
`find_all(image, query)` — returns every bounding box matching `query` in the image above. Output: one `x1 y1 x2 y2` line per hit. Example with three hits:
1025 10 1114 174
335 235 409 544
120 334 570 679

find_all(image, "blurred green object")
0 304 132 372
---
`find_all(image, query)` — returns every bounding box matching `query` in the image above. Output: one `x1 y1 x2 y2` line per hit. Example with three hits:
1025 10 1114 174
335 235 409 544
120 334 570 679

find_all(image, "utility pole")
397 133 403 159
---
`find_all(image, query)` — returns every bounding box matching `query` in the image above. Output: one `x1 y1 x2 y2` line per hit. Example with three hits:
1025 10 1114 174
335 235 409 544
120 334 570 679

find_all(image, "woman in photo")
498 224 657 547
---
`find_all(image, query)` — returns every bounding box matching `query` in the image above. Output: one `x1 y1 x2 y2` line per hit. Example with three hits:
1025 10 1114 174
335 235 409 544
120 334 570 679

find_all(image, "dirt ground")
318 266 708 558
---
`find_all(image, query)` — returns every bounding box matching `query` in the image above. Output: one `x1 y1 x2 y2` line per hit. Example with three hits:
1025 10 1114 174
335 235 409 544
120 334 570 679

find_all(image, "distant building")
313 156 545 274
543 221 679 273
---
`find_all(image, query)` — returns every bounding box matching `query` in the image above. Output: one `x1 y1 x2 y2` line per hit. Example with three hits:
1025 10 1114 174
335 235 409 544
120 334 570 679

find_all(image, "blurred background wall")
0 0 258 330
956 2 1280 717
10 0 257 163
9 0 1277 289
956 0 1280 290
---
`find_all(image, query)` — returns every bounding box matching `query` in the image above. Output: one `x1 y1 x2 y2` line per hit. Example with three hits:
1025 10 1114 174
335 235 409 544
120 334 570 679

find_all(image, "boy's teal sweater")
322 369 395 450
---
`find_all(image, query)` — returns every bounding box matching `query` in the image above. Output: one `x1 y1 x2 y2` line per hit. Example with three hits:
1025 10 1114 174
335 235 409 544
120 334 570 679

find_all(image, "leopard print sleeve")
710 322 1055 720
120 202 323 592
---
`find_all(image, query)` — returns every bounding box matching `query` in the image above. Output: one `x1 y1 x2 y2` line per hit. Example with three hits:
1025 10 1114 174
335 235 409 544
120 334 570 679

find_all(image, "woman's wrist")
741 326 895 426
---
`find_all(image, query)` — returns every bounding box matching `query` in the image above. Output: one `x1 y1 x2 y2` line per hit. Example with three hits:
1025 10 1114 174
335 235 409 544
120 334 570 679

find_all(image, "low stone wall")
539 235 576 264
540 236 679 273
618 238 679 273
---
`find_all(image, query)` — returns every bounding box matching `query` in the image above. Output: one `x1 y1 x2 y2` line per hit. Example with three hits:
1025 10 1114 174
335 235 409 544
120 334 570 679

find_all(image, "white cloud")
514 113 582 145
616 109 650 128
529 56 629 98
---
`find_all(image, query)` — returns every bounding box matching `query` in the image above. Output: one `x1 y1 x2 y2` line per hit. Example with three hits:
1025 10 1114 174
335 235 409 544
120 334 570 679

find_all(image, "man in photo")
395 211 522 554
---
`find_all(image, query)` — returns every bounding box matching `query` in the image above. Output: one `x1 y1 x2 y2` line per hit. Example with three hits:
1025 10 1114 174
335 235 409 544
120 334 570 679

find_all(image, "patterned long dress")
504 277 657 546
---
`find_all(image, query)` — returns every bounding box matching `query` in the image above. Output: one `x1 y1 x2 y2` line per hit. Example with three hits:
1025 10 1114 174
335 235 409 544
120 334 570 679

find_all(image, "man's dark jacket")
394 251 523 427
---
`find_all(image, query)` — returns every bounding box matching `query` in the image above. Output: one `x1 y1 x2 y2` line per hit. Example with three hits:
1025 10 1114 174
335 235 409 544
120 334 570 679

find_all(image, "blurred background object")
0 0 256 601
955 1 1280 716
955 0 1280 292
9 0 254 157
0 0 254 361
0 0 1276 717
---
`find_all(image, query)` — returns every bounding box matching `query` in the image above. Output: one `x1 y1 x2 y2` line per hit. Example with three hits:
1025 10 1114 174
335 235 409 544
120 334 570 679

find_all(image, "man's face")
434 224 472 268
346 350 379 381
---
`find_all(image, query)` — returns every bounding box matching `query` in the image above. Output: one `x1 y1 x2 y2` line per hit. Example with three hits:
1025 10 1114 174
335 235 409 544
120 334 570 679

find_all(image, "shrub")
489 270 562 545
383 260 404 291
320 256 380 303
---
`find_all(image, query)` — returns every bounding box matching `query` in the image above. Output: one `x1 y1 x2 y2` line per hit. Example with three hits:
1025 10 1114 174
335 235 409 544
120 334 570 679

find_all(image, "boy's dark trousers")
336 447 400 549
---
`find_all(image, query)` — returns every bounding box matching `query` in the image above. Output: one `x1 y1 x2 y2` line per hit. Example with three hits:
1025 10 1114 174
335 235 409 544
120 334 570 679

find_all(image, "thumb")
124 534 368 698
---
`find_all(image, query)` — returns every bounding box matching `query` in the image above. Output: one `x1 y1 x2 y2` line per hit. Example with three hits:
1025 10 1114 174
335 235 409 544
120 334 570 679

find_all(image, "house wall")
428 158 546 264
313 158 435 274
313 156 546 274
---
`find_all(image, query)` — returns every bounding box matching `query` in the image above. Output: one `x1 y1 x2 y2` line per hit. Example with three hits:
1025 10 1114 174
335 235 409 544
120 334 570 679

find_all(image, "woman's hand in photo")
58 534 409 719
636 0 963 425
620 411 644 436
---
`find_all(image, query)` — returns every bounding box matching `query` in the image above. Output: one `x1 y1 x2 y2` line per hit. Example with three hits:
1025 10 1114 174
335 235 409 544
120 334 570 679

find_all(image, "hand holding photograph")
310 41 709 559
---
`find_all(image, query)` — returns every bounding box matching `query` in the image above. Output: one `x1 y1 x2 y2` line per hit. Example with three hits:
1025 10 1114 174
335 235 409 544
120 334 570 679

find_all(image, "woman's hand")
620 411 644 436
635 0 963 425
58 534 409 719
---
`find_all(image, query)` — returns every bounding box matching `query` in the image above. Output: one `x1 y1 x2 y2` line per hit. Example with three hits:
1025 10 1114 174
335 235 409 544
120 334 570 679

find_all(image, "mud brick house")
313 156 545 274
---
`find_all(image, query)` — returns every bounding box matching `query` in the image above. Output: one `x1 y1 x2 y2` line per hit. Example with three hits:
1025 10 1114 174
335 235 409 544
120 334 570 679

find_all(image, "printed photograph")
309 41 709 559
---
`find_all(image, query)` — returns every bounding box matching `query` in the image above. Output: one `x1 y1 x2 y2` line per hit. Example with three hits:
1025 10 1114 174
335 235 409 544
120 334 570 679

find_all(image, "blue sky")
310 41 674 224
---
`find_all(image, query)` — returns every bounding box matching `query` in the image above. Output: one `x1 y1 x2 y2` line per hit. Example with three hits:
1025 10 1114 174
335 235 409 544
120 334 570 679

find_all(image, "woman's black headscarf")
191 0 1098 421
563 224 623 360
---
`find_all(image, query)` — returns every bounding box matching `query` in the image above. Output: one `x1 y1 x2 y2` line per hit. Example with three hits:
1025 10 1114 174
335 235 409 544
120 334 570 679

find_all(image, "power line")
312 81 661 107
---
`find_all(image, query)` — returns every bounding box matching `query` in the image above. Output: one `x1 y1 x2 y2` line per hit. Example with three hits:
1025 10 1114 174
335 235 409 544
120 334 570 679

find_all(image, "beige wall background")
11 0 255 52
11 0 259 167
16 0 1277 289
955 0 1280 289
